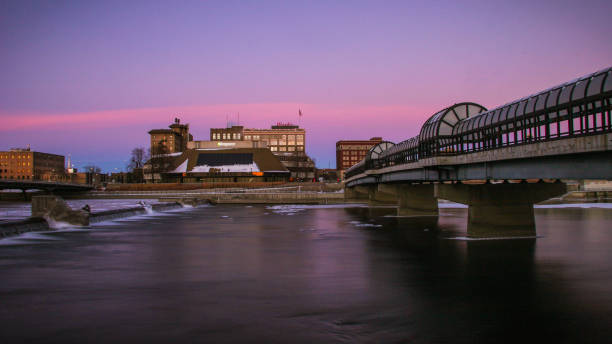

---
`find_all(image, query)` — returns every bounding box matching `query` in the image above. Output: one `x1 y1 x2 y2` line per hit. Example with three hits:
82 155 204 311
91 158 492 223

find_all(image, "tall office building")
0 147 65 181
336 137 384 179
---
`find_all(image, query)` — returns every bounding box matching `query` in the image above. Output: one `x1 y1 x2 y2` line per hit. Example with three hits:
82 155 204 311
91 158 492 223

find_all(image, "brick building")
336 137 383 179
0 147 65 181
149 118 193 155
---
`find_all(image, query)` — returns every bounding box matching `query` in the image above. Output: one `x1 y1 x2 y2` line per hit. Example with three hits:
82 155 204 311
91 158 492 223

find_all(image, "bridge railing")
450 79 611 154
345 67 612 180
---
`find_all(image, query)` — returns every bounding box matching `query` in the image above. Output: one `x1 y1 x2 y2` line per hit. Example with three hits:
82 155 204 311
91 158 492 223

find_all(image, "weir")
0 197 185 238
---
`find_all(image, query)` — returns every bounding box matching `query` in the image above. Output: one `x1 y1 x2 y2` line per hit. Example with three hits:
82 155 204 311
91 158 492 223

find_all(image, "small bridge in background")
344 66 612 238
0 180 93 200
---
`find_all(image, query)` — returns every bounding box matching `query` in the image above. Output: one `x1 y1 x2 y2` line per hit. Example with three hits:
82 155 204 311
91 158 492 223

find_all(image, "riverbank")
2 189 610 204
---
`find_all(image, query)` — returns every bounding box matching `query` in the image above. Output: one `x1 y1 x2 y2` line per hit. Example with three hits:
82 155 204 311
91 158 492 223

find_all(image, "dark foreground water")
1 204 612 343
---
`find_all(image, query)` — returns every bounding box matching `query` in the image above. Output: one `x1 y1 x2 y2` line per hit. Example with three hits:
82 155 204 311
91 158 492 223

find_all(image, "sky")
1 0 611 171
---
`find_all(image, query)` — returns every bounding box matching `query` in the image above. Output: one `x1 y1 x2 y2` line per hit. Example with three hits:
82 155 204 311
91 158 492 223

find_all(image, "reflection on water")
0 204 611 343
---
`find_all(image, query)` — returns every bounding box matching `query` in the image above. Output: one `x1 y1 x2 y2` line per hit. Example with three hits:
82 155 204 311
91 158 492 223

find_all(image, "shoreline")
0 189 610 204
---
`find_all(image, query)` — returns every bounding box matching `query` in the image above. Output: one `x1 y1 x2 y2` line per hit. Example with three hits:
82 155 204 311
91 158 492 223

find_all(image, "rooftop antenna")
298 108 303 126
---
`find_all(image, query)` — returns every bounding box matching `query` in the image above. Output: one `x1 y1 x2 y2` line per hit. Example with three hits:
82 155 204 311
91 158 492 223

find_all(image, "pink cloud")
0 102 439 170
1 102 434 138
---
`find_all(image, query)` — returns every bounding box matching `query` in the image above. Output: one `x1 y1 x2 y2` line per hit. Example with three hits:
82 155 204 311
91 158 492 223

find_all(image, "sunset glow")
1 0 611 170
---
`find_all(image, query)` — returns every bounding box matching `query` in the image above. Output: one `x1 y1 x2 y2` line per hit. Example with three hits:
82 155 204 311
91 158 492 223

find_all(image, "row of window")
340 151 366 156
343 157 364 162
0 162 31 167
212 133 306 142
248 134 303 140
336 145 372 151
1 168 32 173
265 139 304 145
0 175 32 179
269 146 305 152
212 132 242 140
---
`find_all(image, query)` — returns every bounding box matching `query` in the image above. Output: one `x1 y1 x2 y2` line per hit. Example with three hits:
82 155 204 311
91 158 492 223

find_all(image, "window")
270 147 278 151
279 147 287 151
288 146 295 151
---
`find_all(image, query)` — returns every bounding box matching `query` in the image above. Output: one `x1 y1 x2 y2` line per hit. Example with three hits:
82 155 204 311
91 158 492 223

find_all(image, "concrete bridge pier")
435 181 567 238
369 184 398 206
344 185 370 201
396 184 438 216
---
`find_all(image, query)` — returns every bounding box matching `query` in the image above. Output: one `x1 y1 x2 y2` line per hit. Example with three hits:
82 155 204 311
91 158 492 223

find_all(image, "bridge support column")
369 184 398 206
397 184 438 216
435 182 567 238
344 185 370 202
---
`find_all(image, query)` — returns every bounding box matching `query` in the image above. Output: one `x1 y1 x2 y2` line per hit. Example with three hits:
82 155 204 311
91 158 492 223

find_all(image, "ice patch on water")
443 235 541 241
438 202 469 208
266 204 366 215
266 205 307 215
535 203 612 209
349 221 382 228
383 214 439 218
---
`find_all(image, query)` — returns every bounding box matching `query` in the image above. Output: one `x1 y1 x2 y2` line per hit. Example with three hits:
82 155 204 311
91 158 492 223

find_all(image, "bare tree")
128 147 148 171
145 141 174 183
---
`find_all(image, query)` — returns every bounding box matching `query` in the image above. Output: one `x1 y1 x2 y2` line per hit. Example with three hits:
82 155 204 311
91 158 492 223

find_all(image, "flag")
299 109 303 117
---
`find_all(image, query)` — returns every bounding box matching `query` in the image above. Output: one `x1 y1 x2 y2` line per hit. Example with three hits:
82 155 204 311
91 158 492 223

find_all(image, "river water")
1 202 611 343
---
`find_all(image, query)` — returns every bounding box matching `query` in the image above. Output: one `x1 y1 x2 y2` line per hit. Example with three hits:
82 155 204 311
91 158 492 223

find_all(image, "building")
0 147 65 181
187 140 267 150
144 146 290 183
336 137 383 179
149 118 193 155
210 123 315 180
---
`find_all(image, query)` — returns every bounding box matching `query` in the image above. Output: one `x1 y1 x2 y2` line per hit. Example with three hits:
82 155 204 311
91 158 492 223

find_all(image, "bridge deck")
346 133 612 186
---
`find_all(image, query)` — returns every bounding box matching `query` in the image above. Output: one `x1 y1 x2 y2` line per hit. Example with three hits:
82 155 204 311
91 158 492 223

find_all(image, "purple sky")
1 0 611 171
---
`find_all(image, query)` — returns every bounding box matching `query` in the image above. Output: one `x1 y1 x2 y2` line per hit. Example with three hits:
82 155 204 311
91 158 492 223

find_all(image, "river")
1 202 611 343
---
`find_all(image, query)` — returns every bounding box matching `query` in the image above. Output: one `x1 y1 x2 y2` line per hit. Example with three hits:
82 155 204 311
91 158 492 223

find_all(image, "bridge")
344 66 612 238
0 180 94 200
